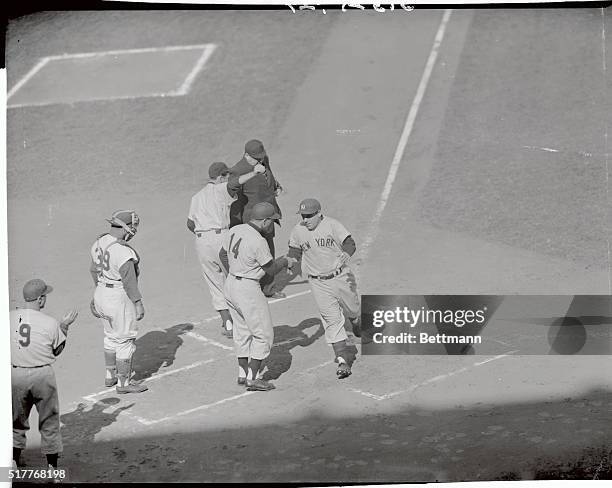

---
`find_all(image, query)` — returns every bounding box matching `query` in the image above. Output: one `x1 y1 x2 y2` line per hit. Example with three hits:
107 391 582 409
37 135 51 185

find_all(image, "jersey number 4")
228 234 242 259
18 323 31 347
95 248 111 273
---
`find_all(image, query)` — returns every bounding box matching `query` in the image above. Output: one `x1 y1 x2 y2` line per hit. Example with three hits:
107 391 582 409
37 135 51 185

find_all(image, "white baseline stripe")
46 44 216 61
141 391 254 425
175 44 217 95
185 331 234 351
82 359 215 401
382 349 517 400
358 9 453 267
7 57 51 100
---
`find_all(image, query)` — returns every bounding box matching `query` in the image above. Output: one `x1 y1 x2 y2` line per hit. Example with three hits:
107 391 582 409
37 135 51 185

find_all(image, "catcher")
89 210 147 394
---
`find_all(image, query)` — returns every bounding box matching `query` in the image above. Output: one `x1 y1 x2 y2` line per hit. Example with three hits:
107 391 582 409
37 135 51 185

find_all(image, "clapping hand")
60 309 78 327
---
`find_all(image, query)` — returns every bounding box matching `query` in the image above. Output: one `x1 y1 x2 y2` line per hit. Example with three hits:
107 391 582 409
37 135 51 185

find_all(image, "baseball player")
229 139 285 298
187 161 266 338
89 210 147 394
11 278 78 469
220 202 296 391
287 198 361 379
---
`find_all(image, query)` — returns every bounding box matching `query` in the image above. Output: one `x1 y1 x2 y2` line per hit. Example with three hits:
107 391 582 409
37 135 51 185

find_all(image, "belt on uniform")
196 228 227 237
12 364 48 368
231 274 258 281
308 267 344 280
99 282 121 288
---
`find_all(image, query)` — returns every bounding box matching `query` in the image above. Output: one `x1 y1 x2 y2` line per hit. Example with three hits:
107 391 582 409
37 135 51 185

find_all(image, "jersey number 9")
18 323 31 347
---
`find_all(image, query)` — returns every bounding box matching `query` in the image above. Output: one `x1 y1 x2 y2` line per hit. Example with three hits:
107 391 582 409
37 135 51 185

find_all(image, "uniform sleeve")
119 260 143 303
89 258 99 285
188 194 198 221
226 177 241 198
51 319 67 351
331 219 351 246
288 227 300 250
254 239 273 267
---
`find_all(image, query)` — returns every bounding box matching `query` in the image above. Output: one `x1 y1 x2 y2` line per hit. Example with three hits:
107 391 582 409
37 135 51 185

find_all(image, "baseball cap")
23 279 53 302
297 198 321 215
251 202 281 220
245 139 266 159
209 162 230 179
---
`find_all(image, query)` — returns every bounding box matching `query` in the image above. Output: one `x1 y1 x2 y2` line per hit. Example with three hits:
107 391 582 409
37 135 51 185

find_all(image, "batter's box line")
7 43 217 107
347 350 519 402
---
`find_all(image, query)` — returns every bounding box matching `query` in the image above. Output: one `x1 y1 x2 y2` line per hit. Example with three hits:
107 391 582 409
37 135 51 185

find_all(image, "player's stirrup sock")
219 309 233 331
247 359 262 380
13 448 21 465
46 453 59 468
332 340 355 366
238 357 248 379
104 349 117 386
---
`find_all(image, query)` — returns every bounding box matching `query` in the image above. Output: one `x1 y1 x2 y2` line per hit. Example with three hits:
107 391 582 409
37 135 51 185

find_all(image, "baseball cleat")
237 377 246 386
117 381 148 394
246 378 276 391
266 291 286 299
336 363 352 379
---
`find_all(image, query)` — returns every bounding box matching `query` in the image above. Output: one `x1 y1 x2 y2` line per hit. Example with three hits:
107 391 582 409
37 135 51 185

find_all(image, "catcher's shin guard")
104 349 118 387
116 357 148 394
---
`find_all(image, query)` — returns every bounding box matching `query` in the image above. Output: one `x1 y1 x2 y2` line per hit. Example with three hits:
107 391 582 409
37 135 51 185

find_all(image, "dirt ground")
5 7 612 484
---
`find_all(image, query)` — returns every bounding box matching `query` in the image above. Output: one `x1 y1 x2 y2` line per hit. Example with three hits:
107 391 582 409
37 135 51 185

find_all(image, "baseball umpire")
11 278 78 469
287 198 361 379
187 161 266 338
89 210 147 394
229 139 285 298
221 202 296 391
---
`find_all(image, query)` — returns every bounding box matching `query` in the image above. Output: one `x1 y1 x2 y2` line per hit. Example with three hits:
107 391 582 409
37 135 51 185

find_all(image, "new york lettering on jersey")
289 216 350 276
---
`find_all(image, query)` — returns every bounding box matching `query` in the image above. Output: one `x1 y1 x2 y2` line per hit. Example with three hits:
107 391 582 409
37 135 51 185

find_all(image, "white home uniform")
188 181 237 311
223 223 274 360
288 216 360 344
11 308 65 455
90 234 140 359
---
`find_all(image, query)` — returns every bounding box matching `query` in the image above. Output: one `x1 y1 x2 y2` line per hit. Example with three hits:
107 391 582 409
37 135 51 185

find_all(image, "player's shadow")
263 318 325 381
60 398 134 446
132 323 194 381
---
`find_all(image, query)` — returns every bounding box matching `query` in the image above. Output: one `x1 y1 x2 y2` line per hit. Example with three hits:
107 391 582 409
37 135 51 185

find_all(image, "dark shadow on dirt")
59 397 134 446
28 387 611 484
132 323 194 381
263 317 325 381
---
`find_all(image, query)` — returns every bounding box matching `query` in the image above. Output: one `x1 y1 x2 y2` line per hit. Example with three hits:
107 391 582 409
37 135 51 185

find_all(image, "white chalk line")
357 9 452 269
175 44 217 95
74 288 316 425
7 43 217 108
82 358 216 401
348 350 518 401
140 391 255 426
7 57 50 99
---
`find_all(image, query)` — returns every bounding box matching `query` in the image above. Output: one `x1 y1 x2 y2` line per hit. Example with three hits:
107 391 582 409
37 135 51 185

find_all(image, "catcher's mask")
107 210 140 241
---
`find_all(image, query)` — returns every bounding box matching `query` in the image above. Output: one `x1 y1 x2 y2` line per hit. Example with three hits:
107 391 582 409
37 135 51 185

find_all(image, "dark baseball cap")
297 198 321 215
245 139 266 159
251 202 281 220
209 162 230 179
23 279 53 302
